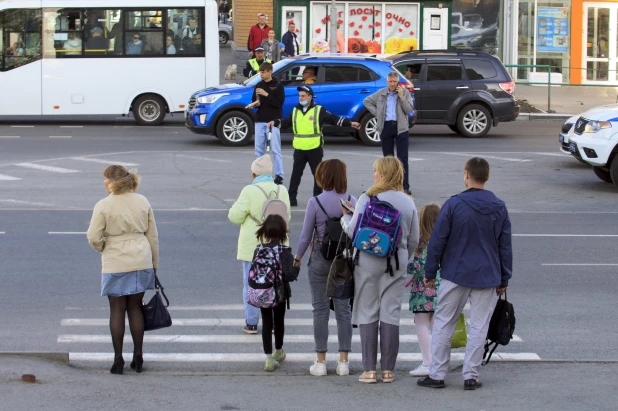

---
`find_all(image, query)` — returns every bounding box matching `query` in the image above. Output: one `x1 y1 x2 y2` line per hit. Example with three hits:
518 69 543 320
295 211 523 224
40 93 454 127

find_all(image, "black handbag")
326 233 355 299
142 275 172 331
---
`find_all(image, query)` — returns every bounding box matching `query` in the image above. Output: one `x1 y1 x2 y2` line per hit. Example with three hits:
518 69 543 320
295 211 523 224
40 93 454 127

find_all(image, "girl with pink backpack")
247 214 299 372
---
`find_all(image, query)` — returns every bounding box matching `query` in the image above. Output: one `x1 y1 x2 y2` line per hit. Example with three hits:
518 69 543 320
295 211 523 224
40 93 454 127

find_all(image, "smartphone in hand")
340 198 354 214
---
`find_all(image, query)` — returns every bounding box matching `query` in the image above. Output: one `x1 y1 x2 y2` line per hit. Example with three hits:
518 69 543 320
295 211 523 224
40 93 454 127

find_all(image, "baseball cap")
91 27 103 34
297 85 314 96
254 46 265 52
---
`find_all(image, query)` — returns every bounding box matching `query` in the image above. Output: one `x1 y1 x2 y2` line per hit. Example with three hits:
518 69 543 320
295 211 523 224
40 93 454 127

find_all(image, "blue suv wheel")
216 110 253 146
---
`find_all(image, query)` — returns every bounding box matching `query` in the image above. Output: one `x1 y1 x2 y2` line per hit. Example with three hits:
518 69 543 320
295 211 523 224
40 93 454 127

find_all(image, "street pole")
329 0 337 53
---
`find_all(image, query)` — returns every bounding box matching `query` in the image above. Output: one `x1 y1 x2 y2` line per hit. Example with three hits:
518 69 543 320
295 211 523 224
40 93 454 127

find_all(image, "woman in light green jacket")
228 155 291 334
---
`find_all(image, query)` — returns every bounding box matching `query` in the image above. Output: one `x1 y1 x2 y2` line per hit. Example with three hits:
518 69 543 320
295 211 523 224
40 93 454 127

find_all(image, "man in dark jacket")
249 61 285 184
247 13 270 57
281 22 300 57
268 86 360 206
418 157 512 391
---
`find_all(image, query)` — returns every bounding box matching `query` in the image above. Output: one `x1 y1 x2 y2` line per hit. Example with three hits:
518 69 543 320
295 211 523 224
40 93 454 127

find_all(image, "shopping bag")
451 313 468 348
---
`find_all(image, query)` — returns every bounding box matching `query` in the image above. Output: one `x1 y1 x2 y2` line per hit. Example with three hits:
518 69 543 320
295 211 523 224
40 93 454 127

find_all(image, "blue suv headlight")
197 93 229 104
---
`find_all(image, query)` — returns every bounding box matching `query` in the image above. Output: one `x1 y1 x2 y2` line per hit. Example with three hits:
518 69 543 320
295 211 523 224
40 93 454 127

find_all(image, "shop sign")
537 7 569 53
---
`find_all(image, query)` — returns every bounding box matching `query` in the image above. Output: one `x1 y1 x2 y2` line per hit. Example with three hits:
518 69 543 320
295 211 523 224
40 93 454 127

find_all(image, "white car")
558 114 580 154
568 104 618 186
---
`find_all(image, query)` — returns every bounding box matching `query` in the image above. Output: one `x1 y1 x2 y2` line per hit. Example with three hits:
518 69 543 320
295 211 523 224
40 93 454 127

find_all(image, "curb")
516 113 574 121
0 352 69 365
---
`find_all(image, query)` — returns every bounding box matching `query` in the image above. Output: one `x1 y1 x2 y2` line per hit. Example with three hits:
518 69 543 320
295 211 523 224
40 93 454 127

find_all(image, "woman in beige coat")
87 165 159 375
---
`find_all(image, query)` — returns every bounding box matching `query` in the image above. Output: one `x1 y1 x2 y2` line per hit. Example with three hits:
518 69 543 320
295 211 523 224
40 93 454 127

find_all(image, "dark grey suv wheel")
457 104 491 138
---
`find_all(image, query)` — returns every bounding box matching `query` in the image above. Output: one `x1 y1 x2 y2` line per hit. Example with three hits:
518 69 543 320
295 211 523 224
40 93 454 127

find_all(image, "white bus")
0 0 219 125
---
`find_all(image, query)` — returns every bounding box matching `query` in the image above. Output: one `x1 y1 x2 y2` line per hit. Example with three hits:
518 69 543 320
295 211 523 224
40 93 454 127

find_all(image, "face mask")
299 99 309 106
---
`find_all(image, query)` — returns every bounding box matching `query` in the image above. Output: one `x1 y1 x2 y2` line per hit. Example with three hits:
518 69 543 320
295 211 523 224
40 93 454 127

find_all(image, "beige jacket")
87 193 159 274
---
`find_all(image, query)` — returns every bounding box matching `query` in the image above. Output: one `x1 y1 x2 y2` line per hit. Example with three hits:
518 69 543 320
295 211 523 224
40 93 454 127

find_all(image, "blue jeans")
243 262 260 326
255 122 284 178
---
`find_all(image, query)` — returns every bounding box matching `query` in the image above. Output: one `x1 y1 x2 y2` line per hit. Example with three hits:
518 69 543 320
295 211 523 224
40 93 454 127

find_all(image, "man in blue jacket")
417 157 512 391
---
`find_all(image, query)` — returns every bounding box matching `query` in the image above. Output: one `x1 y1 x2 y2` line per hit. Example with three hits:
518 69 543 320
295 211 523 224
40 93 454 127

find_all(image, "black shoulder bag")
142 275 172 331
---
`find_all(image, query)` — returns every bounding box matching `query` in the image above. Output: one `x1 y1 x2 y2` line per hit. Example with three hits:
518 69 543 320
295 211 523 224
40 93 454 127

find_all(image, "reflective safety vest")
248 58 271 72
292 105 322 150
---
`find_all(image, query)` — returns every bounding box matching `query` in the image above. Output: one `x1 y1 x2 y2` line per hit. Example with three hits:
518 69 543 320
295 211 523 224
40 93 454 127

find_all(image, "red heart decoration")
295 29 300 33
362 16 368 21
354 30 359 36
410 31 415 35
387 21 393 26
399 28 403 32
338 19 343 24
358 24 363 29
375 22 381 27
316 28 321 33
368 24 373 29
375 32 380 37
349 22 355 27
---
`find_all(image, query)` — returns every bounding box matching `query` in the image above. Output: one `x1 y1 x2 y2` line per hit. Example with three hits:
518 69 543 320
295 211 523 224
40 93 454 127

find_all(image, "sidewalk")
515 84 618 115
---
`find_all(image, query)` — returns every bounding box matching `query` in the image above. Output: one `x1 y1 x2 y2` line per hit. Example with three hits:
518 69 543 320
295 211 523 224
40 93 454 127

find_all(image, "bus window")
0 8 42 71
125 10 163 55
167 8 203 55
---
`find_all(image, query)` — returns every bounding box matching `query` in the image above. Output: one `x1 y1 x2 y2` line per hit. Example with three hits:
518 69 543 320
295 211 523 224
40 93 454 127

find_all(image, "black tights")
108 293 145 359
260 304 286 354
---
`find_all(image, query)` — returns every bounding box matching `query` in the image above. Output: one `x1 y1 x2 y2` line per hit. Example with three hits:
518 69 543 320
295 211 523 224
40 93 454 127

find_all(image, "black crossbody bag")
142 275 172 331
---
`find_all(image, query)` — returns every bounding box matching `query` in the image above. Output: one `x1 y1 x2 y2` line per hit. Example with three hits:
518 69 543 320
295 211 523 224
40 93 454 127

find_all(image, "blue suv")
185 55 416 146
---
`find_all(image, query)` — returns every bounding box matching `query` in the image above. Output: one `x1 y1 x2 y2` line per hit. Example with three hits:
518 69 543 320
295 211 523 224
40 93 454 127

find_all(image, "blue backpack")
351 196 403 276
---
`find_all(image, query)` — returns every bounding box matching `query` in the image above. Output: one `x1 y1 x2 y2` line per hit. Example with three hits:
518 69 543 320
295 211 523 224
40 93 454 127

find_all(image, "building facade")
230 0 618 85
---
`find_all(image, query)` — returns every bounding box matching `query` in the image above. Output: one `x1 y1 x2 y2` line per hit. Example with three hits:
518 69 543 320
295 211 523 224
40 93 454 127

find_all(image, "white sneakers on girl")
309 361 327 376
409 364 430 377
336 361 350 376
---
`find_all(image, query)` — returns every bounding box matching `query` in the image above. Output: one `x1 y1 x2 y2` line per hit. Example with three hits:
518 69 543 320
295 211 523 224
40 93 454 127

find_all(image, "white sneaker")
409 364 430 377
336 361 350 376
309 361 327 376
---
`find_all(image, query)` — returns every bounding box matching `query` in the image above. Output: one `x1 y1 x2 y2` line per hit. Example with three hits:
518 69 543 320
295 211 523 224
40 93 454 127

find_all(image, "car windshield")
241 59 295 86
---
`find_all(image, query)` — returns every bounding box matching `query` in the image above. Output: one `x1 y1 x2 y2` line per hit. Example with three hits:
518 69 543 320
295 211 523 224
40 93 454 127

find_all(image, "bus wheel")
216 111 253 146
133 95 166 126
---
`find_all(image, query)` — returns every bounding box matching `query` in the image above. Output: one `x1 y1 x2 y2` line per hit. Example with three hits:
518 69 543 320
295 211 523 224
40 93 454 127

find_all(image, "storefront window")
310 2 419 55
452 0 500 56
516 0 571 84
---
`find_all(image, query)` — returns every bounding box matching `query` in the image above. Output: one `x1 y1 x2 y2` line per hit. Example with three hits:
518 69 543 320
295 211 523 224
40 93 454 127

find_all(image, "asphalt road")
1 119 617 409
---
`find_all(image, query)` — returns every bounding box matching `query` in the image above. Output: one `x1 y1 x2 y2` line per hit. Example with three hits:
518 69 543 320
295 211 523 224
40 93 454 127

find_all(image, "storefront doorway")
583 3 618 83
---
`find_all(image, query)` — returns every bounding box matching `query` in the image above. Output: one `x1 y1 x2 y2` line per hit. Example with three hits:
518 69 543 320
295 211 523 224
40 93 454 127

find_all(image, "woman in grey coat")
341 156 419 384
261 29 281 63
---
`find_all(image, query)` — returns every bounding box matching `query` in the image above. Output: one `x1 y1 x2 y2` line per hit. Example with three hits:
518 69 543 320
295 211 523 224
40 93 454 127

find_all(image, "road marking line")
70 157 139 167
175 154 233 163
440 152 532 162
65 303 472 311
58 333 522 343
68 352 540 363
0 199 59 207
62 318 421 326
542 263 618 266
15 162 80 173
49 232 86 235
0 174 21 181
10 125 34 128
49 136 72 139
532 152 571 157
60 126 83 128
0 232 5 234
0 136 21 139
515 234 618 237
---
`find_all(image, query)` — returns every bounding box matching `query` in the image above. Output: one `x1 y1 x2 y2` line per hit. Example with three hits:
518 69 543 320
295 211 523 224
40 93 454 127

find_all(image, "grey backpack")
249 185 289 224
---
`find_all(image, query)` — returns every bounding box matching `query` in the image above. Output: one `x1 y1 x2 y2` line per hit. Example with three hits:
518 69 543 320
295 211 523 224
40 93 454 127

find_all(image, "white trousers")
429 279 498 381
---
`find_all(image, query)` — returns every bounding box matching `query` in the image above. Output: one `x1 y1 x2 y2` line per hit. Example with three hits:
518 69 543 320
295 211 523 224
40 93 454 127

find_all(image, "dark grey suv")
390 50 519 137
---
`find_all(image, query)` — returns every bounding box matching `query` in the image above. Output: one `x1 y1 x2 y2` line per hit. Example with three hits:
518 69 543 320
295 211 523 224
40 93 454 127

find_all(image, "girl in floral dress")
406 203 441 377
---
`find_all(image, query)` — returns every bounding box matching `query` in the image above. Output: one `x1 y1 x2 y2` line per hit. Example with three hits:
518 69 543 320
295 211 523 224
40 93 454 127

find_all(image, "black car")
390 50 519 137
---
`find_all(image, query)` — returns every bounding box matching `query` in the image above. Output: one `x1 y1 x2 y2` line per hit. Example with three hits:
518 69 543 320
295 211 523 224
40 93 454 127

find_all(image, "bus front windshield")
241 59 294 87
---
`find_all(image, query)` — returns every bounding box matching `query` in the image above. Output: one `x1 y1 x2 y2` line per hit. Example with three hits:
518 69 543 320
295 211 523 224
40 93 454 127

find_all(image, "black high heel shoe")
130 355 144 373
110 356 124 375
